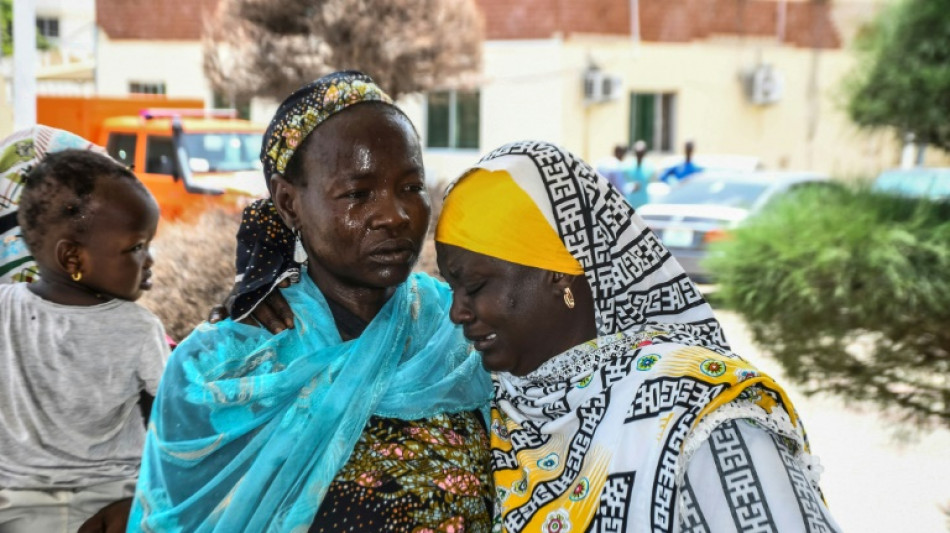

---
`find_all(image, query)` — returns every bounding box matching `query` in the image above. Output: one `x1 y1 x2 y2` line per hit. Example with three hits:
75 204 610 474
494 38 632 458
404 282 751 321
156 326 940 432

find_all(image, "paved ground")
715 309 950 533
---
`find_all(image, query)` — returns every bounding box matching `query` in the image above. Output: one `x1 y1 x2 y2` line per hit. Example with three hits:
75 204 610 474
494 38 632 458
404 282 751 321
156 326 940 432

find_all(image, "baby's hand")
77 497 132 533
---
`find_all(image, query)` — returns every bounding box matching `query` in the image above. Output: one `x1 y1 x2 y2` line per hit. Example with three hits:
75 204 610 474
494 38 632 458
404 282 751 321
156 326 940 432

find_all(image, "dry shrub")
205 0 484 101
140 210 240 341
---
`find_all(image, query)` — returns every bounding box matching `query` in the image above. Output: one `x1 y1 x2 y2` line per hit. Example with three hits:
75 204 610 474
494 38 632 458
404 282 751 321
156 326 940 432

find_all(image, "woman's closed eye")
464 280 486 296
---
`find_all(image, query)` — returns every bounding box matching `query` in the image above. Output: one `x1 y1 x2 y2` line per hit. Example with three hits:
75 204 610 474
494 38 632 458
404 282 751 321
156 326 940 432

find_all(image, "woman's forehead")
300 109 420 176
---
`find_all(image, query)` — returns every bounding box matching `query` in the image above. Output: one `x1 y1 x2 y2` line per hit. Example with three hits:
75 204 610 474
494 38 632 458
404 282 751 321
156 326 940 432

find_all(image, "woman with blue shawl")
128 71 493 532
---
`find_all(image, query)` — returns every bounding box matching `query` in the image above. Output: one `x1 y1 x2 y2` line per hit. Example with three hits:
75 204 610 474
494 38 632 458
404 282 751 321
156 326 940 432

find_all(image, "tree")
203 0 484 101
707 185 950 429
1 0 51 56
845 0 950 152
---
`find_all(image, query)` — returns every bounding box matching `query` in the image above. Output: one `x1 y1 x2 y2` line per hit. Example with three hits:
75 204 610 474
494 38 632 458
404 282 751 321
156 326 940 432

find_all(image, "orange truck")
37 95 267 220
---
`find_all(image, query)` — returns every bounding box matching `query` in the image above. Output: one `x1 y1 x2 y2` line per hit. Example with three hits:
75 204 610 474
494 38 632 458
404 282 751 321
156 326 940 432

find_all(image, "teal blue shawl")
128 272 491 532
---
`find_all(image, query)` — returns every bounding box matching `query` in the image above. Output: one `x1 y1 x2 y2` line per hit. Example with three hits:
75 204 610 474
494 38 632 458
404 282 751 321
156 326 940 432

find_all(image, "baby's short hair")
17 149 143 252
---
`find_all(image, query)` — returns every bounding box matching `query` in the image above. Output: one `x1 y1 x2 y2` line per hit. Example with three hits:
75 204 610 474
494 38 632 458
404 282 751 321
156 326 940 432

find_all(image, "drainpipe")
776 0 787 44
13 0 37 129
630 0 641 46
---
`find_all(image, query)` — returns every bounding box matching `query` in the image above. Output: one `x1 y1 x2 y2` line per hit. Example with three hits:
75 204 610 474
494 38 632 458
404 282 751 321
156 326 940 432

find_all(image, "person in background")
0 149 168 533
660 139 703 184
435 140 841 532
624 139 652 207
130 71 493 532
595 144 629 193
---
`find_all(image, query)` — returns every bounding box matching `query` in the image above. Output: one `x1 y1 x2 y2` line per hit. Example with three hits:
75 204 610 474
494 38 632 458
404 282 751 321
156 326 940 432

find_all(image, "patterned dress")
311 413 492 532
309 296 493 532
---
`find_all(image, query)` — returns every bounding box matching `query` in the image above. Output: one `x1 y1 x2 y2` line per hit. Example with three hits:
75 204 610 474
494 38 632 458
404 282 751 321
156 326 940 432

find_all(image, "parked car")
871 167 950 201
637 171 830 282
649 153 762 201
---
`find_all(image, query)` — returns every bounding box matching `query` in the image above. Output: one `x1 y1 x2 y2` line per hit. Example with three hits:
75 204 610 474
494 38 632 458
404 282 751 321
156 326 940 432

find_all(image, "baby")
0 149 168 532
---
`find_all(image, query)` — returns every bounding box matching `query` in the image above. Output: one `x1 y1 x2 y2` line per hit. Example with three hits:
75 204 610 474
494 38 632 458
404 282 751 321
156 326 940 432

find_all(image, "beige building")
6 0 944 179
93 0 217 101
0 0 98 131
406 0 947 186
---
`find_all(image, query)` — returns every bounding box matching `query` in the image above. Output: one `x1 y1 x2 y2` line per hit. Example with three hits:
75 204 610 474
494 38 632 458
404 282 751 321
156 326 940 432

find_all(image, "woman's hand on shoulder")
207 279 296 334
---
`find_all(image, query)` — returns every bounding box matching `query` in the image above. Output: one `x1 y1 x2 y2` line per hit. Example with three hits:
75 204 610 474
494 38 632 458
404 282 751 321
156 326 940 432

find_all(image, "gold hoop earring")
563 287 575 309
71 271 82 282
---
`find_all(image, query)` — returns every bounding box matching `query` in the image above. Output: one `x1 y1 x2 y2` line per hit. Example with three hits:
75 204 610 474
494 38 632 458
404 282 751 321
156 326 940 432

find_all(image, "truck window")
106 133 137 168
181 133 263 173
145 136 177 175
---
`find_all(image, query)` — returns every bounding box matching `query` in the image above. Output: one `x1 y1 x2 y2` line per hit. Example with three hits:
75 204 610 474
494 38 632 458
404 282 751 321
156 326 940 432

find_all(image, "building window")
629 92 676 152
130 82 167 95
36 17 59 39
426 90 480 150
212 92 251 120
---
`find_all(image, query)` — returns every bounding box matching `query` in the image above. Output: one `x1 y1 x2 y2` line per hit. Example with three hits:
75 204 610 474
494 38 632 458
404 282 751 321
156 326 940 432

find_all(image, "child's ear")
55 239 83 277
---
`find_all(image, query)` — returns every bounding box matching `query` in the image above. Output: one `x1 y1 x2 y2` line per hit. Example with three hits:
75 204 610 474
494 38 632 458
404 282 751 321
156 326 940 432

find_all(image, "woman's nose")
448 294 473 325
373 194 410 230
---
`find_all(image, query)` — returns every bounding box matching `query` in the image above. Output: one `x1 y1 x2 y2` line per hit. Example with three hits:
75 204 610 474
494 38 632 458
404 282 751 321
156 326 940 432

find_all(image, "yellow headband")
436 168 584 275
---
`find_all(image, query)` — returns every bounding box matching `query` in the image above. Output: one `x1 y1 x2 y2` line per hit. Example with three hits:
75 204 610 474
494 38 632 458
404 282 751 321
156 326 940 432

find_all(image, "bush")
707 185 950 428
139 210 240 342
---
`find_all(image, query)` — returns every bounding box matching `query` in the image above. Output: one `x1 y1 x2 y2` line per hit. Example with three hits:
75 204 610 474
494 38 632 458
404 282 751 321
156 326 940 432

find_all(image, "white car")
872 167 950 201
637 171 830 282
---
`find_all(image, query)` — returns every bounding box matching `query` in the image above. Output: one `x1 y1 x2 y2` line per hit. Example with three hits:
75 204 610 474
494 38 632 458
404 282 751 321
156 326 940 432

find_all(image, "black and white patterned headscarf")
458 140 729 351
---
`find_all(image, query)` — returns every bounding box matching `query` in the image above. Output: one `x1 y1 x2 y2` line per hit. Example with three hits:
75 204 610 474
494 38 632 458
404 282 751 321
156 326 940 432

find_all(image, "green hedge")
706 184 950 427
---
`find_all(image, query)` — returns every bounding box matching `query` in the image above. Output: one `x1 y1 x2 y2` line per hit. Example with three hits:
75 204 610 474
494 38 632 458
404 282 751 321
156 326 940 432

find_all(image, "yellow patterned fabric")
439 142 836 533
436 169 583 275
488 332 803 533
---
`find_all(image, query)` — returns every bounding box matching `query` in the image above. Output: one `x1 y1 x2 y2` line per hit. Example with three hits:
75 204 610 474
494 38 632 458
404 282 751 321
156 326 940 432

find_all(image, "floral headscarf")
230 71 396 320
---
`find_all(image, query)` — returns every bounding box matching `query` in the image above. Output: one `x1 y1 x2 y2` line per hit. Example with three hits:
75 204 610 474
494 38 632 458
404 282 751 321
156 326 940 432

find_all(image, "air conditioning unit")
584 70 623 103
601 74 623 101
743 64 784 106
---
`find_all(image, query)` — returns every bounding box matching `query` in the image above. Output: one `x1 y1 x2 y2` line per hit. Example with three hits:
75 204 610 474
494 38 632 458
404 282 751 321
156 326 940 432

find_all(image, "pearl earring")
293 229 308 264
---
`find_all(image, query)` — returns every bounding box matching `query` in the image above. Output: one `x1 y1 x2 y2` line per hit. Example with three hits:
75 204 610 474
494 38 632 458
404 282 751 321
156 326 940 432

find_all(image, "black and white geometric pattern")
498 385 612 532
470 142 840 533
772 433 839 532
709 421 777 532
477 141 729 352
586 472 636 533
678 476 709 533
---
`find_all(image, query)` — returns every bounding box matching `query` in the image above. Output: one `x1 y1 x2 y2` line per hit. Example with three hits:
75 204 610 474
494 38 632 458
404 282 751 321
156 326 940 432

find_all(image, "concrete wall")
404 39 569 187
568 36 899 177
36 0 96 59
95 34 211 103
413 34 945 187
